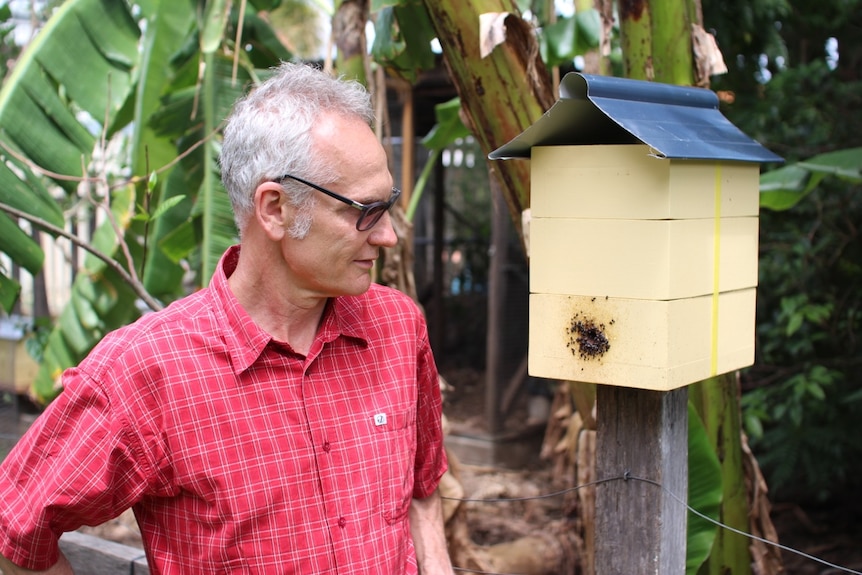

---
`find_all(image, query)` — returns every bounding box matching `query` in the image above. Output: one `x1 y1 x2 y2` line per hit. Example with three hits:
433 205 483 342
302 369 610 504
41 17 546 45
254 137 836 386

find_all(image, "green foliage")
33 184 140 402
0 0 139 315
0 273 19 312
371 0 437 83
742 364 855 500
706 0 862 501
0 1 17 80
407 97 472 221
721 61 862 163
747 117 862 501
422 98 472 151
744 175 862 498
703 0 791 95
1 0 281 401
748 117 861 501
760 147 862 212
687 403 722 574
539 10 601 68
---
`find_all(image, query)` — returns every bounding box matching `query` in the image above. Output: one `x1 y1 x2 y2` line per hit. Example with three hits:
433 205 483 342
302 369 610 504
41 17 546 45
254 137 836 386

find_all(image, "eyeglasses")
275 173 401 231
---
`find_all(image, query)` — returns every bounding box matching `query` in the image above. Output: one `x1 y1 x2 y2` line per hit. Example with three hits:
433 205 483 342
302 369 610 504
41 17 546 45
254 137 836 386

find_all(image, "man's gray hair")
220 62 374 237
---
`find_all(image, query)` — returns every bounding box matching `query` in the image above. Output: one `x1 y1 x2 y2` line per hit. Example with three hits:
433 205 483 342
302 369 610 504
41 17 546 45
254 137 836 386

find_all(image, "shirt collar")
321 292 370 344
210 246 370 374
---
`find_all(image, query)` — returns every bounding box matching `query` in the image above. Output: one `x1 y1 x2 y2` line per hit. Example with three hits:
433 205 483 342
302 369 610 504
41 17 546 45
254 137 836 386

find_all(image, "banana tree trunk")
621 2 768 571
333 0 369 84
689 375 755 575
421 0 556 245
620 0 695 83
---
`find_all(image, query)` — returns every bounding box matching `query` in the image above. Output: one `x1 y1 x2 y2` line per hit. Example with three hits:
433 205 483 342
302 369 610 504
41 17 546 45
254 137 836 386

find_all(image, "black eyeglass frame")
275 173 401 232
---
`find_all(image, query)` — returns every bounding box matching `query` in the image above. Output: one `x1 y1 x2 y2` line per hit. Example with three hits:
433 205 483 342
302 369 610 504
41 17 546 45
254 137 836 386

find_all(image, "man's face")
278 112 398 298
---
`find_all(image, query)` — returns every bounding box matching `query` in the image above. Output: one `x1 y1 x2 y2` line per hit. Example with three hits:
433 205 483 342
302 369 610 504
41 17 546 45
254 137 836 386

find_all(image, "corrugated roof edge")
489 72 784 165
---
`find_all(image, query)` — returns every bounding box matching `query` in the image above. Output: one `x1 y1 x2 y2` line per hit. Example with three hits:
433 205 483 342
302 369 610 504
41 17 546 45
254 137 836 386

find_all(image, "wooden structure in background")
59 532 148 575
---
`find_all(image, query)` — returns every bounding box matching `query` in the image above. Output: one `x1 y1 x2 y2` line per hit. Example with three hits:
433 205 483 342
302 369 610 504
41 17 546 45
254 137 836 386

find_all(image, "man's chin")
338 277 373 297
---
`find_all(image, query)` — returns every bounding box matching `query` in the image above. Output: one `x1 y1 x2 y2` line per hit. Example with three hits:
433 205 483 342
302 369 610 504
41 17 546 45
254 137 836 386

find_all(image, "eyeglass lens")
357 188 401 231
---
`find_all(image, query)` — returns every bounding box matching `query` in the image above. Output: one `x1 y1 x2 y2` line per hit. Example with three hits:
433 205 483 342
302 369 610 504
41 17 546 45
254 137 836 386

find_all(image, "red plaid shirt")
0 246 447 574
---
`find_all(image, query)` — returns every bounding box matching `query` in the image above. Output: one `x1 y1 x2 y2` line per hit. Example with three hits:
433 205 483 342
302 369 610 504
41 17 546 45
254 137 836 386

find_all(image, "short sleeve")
0 369 153 570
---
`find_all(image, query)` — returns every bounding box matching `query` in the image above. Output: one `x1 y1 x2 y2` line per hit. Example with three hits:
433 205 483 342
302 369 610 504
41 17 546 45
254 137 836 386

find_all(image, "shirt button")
338 517 347 528
323 441 331 452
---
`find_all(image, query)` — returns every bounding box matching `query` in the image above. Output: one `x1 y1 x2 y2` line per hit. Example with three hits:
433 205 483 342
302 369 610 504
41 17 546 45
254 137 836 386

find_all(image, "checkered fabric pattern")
0 246 447 573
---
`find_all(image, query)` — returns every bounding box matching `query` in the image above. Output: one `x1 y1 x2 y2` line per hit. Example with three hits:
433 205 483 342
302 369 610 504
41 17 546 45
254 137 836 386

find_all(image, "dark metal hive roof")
489 72 783 164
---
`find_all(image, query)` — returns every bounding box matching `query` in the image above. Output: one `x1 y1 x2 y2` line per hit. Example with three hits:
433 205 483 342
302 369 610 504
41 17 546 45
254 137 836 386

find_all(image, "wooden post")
595 385 688 574
485 175 509 434
399 82 415 203
429 153 445 356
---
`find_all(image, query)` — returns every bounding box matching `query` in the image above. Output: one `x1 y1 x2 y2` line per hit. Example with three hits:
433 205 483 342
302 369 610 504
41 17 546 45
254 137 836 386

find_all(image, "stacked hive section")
528 144 760 391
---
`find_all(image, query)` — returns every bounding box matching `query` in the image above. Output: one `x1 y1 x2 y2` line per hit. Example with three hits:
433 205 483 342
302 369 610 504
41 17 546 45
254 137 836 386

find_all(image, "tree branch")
0 202 163 312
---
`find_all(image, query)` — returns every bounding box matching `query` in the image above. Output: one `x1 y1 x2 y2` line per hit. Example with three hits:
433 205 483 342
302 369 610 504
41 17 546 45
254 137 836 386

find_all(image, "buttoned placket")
302 351 353 571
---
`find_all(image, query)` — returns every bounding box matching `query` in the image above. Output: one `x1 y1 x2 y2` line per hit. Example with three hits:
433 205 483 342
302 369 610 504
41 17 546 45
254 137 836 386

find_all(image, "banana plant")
0 0 290 402
759 147 862 211
2 0 454 404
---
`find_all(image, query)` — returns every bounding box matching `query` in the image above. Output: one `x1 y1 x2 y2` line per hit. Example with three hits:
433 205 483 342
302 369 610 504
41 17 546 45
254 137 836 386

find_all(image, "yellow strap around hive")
710 163 722 376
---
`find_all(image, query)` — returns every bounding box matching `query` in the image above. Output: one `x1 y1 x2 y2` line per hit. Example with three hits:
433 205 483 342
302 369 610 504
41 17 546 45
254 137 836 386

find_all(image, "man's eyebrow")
352 188 393 204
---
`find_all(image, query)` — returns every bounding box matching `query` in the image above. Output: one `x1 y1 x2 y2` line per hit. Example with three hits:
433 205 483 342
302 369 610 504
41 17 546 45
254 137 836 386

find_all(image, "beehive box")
491 73 782 391
527 144 761 390
531 145 761 300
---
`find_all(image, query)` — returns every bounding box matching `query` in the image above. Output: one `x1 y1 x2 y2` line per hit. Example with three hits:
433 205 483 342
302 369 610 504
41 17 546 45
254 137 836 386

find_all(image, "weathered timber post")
595 385 688 573
490 72 781 574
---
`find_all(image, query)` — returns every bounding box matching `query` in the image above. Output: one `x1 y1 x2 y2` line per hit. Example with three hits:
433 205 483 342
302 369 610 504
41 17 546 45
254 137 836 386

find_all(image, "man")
0 63 452 574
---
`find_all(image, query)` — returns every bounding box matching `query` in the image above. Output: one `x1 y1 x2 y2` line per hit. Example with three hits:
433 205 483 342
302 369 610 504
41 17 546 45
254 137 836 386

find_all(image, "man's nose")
368 211 399 247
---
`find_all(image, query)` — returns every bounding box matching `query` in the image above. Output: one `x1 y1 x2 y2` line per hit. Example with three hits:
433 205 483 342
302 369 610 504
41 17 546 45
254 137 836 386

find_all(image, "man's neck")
227 244 327 355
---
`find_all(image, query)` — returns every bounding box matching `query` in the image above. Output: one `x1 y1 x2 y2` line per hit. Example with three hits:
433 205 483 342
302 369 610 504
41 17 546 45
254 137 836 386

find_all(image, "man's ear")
254 182 290 241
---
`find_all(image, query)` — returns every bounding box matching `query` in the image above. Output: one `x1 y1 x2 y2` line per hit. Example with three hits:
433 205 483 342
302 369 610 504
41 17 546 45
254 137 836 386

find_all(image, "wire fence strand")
444 473 862 575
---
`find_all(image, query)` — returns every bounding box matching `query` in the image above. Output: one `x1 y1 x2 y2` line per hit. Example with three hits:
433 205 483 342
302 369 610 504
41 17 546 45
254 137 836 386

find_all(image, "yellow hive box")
527 145 760 390
490 72 782 391
529 290 756 391
530 215 759 301
532 145 761 220
530 144 761 301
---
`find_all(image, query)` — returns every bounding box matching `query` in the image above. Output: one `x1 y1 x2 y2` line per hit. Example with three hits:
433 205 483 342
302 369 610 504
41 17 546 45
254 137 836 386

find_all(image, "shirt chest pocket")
369 409 416 524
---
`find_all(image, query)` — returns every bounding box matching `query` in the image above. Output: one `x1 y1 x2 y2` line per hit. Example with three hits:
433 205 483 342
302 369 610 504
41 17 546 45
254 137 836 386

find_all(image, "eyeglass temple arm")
278 173 365 211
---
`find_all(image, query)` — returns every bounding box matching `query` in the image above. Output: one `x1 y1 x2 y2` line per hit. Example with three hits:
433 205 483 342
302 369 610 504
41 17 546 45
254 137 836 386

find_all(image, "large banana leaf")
687 402 722 574
23 0 196 401
33 183 139 403
132 0 200 299
371 0 437 84
20 0 294 402
0 0 139 312
760 147 862 211
145 52 252 287
137 2 288 292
